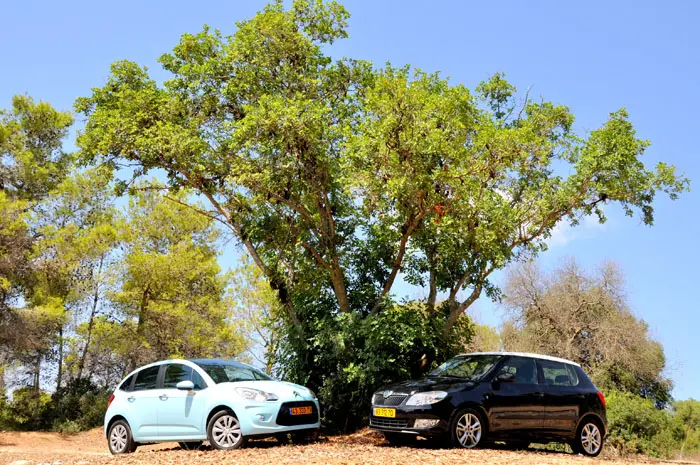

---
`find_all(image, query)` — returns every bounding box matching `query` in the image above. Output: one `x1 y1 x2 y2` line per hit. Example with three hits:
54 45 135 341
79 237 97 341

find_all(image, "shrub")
277 302 474 432
606 390 681 457
1 387 52 430
48 378 110 430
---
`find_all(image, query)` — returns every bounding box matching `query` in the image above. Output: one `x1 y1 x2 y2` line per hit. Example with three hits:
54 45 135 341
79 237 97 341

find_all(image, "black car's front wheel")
450 408 485 449
572 419 604 457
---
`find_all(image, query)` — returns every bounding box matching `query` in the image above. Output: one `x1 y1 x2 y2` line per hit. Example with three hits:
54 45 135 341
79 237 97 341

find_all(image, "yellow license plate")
374 408 396 418
290 406 313 415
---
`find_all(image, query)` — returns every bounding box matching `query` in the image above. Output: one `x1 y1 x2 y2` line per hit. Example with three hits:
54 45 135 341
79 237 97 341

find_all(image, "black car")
370 352 607 456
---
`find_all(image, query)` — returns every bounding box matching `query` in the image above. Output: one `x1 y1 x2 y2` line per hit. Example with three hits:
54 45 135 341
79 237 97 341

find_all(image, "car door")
485 356 544 436
155 363 208 439
537 359 581 435
127 364 162 440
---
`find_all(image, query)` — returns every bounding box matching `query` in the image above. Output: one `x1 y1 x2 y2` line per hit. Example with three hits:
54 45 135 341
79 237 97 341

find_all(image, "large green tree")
75 0 687 429
0 95 74 390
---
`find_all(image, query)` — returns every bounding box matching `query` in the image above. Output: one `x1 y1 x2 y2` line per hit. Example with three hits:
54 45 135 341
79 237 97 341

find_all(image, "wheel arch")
452 401 490 435
105 414 129 439
575 412 606 437
205 404 238 429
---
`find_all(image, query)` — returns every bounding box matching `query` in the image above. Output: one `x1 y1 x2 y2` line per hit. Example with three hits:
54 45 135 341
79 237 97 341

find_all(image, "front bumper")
368 406 449 437
240 399 321 436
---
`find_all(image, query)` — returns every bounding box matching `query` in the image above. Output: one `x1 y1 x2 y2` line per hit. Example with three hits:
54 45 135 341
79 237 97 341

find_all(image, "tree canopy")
73 0 688 429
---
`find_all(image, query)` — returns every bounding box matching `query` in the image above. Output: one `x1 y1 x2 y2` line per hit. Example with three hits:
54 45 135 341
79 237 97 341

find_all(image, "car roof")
458 351 581 367
188 358 253 368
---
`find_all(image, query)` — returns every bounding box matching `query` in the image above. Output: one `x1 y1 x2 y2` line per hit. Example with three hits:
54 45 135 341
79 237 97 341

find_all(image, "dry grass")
0 428 697 465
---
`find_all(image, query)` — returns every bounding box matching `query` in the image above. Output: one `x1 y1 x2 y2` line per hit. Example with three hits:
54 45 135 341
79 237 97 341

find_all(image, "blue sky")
1 1 698 399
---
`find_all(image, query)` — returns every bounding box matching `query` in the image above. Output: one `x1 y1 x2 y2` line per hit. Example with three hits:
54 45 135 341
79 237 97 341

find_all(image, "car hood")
377 376 478 394
217 380 317 402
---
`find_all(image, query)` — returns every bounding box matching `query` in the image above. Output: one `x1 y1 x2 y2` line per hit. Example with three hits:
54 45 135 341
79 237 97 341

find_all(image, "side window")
191 369 207 390
132 365 160 391
497 357 538 384
566 364 580 386
163 364 193 389
119 374 135 392
539 360 571 386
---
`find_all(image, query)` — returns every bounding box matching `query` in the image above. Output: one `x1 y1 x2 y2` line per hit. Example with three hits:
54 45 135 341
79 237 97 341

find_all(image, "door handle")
159 394 168 401
127 396 135 402
534 392 545 398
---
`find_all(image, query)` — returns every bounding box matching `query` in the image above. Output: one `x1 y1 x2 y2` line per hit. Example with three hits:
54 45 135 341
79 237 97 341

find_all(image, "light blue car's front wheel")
207 410 247 450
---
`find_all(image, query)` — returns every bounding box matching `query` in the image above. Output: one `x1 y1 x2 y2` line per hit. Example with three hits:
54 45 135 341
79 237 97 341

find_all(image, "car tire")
450 408 485 449
107 419 137 455
178 441 203 450
383 432 416 446
207 410 247 450
571 418 604 457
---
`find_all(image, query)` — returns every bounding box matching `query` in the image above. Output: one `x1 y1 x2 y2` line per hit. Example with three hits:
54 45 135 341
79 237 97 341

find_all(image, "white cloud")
548 213 607 248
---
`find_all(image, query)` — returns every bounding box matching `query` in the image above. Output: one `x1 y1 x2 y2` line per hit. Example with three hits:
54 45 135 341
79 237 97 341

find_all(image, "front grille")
372 393 409 406
370 416 411 429
276 401 319 426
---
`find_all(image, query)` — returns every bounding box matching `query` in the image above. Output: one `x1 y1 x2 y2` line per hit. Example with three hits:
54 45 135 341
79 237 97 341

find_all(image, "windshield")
193 360 272 384
428 354 502 380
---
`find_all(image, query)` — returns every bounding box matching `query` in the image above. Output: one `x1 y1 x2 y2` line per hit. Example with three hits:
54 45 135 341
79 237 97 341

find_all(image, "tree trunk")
0 364 5 395
77 256 104 380
33 354 41 390
56 326 63 390
329 261 350 313
426 247 438 310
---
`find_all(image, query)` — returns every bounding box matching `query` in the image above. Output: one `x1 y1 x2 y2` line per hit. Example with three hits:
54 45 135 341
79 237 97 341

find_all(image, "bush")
48 378 110 431
606 390 681 457
1 387 52 430
278 302 474 432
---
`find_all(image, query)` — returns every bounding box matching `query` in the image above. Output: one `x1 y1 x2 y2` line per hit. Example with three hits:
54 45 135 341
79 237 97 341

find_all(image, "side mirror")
494 372 516 383
176 380 195 390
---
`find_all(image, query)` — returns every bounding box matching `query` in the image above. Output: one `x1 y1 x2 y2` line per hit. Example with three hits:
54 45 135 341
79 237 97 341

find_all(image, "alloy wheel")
455 412 482 448
110 424 128 453
580 422 602 455
212 414 243 448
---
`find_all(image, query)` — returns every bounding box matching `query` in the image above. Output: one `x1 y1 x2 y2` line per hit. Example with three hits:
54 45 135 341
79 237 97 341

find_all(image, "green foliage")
1 387 52 430
276 302 475 431
604 391 700 458
49 378 110 431
73 0 688 434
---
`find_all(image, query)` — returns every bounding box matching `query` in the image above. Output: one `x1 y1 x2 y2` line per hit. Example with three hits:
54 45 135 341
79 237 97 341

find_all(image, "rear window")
133 365 160 391
539 359 572 386
119 374 135 392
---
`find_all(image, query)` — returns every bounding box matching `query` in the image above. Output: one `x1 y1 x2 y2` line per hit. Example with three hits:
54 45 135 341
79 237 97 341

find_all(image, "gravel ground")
0 428 697 465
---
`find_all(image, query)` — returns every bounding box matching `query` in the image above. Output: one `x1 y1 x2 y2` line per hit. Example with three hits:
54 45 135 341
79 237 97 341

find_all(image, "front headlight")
405 391 447 406
235 387 279 402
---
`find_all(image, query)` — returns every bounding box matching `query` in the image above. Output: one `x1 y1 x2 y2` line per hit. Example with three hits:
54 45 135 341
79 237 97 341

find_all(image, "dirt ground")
0 428 697 465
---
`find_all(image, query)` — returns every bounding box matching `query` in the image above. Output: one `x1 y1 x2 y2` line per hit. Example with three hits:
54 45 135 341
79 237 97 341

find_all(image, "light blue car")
104 358 320 454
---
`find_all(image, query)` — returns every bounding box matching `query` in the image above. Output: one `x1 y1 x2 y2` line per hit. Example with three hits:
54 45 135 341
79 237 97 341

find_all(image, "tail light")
597 391 606 408
107 394 115 408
